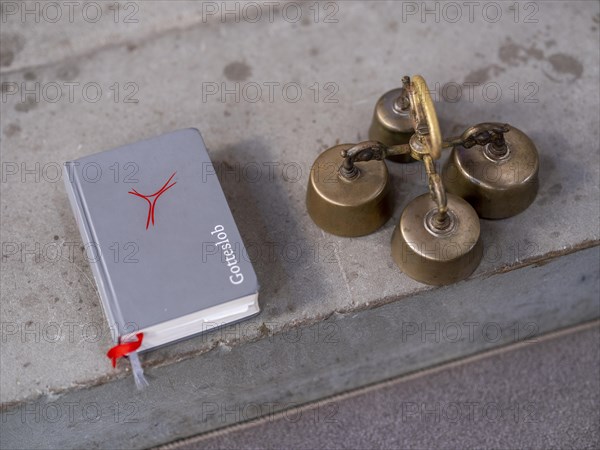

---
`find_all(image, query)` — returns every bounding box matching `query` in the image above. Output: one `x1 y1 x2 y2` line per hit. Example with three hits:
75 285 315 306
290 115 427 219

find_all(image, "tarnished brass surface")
368 88 415 163
442 125 539 219
391 193 483 286
306 144 393 237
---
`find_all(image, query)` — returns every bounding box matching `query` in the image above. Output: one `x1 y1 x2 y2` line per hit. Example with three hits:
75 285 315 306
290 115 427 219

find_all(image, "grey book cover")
64 128 259 351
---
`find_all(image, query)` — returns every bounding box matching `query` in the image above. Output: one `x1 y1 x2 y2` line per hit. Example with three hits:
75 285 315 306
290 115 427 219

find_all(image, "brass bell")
306 143 393 237
442 124 539 219
306 73 539 287
391 192 483 286
368 85 415 163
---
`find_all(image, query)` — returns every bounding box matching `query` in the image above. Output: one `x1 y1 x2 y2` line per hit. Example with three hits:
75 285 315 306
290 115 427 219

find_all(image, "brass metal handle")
423 155 450 230
443 122 510 156
340 141 410 179
339 141 388 179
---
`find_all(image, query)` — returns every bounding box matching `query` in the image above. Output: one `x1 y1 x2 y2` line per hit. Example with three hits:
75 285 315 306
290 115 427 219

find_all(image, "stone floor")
163 322 600 450
1 1 599 448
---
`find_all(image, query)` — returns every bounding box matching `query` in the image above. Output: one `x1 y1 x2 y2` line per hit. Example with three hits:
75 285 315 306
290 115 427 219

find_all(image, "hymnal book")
64 128 260 361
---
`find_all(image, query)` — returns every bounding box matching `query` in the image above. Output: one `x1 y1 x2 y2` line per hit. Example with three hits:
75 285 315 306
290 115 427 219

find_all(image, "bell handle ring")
404 75 443 161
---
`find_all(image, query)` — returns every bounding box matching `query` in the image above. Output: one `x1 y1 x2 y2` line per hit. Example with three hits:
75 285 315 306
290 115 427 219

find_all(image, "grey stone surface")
0 1 209 71
0 1 599 448
168 323 600 450
1 246 598 449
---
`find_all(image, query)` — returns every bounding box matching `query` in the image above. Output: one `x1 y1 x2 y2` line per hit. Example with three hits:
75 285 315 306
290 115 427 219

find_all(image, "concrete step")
160 322 600 450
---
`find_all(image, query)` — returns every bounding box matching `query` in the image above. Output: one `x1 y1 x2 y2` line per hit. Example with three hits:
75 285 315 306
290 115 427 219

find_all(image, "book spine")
63 163 124 342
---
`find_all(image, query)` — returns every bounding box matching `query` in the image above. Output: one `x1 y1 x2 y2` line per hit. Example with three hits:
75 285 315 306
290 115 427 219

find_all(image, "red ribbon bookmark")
106 333 144 368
